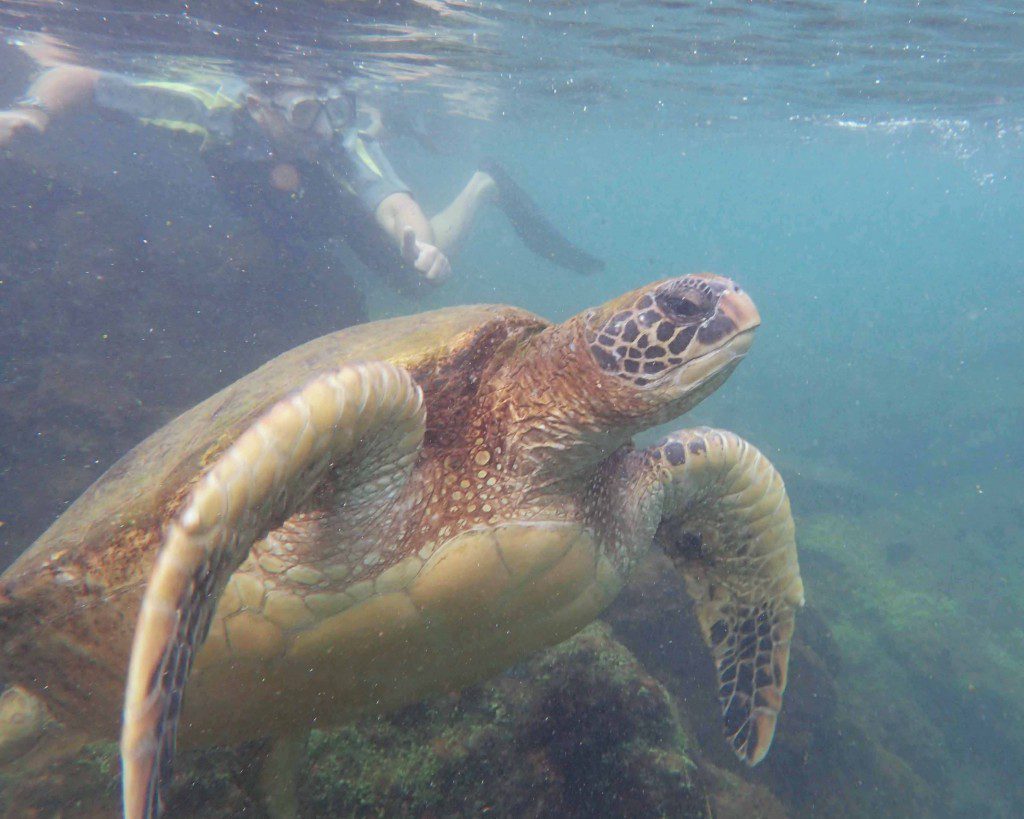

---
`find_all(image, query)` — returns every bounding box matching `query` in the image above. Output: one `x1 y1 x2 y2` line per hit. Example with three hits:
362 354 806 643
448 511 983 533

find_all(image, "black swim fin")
480 159 605 275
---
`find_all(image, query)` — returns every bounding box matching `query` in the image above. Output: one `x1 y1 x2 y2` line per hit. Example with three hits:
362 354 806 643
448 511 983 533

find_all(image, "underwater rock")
298 622 708 817
1 624 713 817
0 161 366 568
798 508 1024 817
606 552 939 818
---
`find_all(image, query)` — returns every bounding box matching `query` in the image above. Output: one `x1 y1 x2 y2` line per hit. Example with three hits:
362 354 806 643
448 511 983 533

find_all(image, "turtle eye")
660 293 701 319
655 284 714 324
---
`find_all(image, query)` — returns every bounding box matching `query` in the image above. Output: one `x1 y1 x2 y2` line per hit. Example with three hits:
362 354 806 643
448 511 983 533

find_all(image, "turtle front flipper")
120 363 424 819
647 427 804 765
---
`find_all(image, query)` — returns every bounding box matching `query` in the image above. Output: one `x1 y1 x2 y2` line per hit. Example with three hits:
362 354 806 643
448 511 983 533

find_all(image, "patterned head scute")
586 277 735 387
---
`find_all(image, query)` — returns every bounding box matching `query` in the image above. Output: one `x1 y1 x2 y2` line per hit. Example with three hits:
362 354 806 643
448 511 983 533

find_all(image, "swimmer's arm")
374 192 452 283
2 67 220 148
375 192 432 249
339 128 447 281
0 65 101 143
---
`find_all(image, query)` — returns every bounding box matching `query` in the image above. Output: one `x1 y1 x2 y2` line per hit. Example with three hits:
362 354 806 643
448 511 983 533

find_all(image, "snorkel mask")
269 86 356 133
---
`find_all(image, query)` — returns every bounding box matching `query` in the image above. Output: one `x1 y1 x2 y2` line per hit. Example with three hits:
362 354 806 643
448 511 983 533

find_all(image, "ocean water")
0 2 1022 817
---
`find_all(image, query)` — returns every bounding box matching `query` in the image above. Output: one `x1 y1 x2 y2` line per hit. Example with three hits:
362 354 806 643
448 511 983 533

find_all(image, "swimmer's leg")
429 171 498 257
476 159 605 275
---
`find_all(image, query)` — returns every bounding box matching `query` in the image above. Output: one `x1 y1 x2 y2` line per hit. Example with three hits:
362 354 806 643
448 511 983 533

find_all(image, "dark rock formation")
2 624 756 817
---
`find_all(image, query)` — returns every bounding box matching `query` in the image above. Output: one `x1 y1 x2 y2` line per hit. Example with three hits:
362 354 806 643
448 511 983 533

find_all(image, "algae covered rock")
606 551 938 818
2 624 713 817
0 159 365 566
299 621 704 817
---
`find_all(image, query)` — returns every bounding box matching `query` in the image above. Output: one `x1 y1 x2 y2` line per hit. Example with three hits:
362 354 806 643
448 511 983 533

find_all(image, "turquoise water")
0 2 1022 817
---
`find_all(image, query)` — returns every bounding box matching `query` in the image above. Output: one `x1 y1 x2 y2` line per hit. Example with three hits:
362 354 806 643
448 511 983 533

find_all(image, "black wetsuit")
92 74 416 311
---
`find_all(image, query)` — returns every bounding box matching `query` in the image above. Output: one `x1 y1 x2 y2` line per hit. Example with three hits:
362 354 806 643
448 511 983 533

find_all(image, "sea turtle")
0 273 804 818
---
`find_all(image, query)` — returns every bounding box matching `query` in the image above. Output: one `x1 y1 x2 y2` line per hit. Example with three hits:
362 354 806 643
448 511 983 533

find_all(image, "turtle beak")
682 275 760 359
718 283 761 336
665 276 760 394
710 282 759 361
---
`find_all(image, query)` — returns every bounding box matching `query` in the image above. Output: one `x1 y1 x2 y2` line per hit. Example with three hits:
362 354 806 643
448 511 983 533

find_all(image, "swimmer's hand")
0 108 49 148
402 226 451 284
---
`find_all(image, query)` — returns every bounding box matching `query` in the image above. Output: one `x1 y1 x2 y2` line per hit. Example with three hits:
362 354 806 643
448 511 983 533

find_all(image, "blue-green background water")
0 1 1022 816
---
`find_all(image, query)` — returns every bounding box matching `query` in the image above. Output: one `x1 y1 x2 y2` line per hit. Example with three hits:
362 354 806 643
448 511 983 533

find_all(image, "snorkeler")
0 61 604 304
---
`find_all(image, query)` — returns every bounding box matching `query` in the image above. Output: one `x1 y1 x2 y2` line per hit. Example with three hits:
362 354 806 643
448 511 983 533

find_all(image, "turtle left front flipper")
120 362 424 819
644 427 804 765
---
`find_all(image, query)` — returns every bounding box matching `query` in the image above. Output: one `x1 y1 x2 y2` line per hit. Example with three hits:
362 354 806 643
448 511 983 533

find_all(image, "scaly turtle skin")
0 274 804 818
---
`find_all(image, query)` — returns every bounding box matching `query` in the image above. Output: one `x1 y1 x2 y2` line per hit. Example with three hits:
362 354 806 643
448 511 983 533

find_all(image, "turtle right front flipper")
120 362 424 819
645 427 804 766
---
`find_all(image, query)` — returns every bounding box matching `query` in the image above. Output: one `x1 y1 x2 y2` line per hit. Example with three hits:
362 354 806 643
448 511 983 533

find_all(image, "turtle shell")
0 304 545 734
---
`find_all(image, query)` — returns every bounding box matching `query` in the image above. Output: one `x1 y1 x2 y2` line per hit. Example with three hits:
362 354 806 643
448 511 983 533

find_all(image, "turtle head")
580 273 760 425
504 273 758 479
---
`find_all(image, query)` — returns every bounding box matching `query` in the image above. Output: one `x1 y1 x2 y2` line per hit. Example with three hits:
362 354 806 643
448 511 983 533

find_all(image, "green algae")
299 622 703 817
2 624 708 817
794 484 1024 817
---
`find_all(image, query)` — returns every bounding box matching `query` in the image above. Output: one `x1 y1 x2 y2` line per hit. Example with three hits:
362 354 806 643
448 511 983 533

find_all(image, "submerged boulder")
3 624 751 817
606 552 939 818
0 159 365 567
